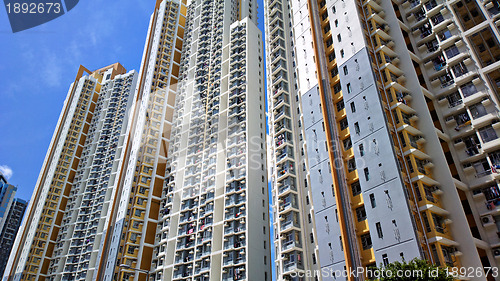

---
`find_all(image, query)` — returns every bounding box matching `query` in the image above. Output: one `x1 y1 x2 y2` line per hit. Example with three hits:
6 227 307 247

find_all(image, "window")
398 132 407 147
343 137 352 150
310 233 315 243
347 158 357 172
312 253 317 264
354 122 360 134
467 27 498 67
350 102 356 113
308 214 312 223
369 193 376 208
331 66 339 77
336 99 345 111
356 206 367 221
479 126 497 142
333 83 342 94
343 66 348 75
340 49 344 58
460 82 477 97
376 222 383 238
338 34 342 42
127 246 136 254
423 215 432 232
364 167 370 181
326 38 333 48
359 144 364 156
444 45 460 59
446 91 463 108
329 53 336 62
472 158 491 177
347 83 352 93
382 254 389 266
347 182 360 198
452 62 468 77
322 11 328 21
469 103 487 119
339 118 349 131
361 233 373 250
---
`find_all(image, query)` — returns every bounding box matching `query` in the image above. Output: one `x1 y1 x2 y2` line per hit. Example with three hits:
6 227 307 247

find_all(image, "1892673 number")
448 267 499 278
6 2 62 14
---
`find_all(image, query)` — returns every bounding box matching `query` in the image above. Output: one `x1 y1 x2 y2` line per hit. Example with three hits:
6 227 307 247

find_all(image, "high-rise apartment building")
150 0 271 280
264 0 323 279
0 172 17 233
48 67 139 281
0 198 28 277
97 1 187 280
265 0 500 280
3 63 139 281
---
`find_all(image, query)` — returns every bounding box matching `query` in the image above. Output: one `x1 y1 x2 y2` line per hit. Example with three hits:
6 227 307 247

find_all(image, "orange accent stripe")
306 1 355 280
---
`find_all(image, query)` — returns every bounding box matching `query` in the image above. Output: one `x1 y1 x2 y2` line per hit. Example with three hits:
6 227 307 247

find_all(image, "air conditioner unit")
481 215 494 226
493 248 500 257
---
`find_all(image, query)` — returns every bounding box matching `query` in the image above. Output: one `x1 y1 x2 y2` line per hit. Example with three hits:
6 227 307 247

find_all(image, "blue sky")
0 1 266 200
0 1 154 200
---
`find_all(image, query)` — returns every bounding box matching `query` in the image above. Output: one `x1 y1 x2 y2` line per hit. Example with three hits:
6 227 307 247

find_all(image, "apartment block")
151 0 271 280
2 63 139 281
265 0 500 280
0 172 17 233
49 67 139 280
265 0 323 279
0 198 28 277
98 1 187 280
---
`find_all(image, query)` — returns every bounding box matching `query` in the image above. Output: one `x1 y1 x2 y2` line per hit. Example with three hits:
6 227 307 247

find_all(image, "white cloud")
42 52 63 88
0 165 13 180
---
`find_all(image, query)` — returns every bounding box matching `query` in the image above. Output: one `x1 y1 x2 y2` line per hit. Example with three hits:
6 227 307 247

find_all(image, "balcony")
275 132 293 148
278 183 297 196
279 196 299 214
431 72 454 89
277 161 295 180
282 251 304 273
276 145 294 163
424 0 438 11
281 236 302 253
280 218 300 232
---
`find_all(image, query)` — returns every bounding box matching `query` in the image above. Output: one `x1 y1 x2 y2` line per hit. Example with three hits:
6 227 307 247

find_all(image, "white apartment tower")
3 63 138 281
151 0 271 281
266 0 500 280
264 0 324 280
49 68 139 281
98 1 187 280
